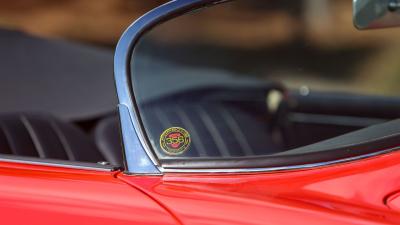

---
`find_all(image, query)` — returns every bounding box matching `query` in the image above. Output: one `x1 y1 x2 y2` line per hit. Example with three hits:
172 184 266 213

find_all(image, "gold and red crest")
159 127 191 155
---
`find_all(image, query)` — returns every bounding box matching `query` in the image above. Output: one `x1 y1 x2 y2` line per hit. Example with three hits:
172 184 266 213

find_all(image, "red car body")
2 1 400 225
2 149 400 225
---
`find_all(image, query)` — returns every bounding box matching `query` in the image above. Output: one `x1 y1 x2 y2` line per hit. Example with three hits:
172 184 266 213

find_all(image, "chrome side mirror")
354 0 400 29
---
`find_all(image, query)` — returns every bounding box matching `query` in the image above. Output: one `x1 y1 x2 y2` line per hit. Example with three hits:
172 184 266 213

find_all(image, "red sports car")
1 0 400 224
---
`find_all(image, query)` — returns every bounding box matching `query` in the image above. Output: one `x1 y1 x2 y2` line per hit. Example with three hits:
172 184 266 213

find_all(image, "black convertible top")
0 28 117 121
0 29 263 121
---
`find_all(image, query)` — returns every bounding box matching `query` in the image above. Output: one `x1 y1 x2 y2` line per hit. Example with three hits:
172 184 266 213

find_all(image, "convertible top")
0 29 264 121
0 28 117 121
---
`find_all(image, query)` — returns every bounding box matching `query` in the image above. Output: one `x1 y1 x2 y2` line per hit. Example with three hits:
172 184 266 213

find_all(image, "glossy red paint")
0 162 178 225
2 150 400 224
385 192 400 211
119 149 400 225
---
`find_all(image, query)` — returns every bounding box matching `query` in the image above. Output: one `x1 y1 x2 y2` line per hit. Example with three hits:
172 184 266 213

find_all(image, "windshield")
130 0 400 168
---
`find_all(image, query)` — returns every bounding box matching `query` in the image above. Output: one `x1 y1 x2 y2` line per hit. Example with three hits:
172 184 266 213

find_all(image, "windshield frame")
114 0 400 175
115 0 231 174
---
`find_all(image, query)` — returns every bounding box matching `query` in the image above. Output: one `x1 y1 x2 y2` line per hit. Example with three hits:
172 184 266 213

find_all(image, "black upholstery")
93 116 123 166
142 101 284 157
92 101 283 160
0 113 106 163
90 86 287 162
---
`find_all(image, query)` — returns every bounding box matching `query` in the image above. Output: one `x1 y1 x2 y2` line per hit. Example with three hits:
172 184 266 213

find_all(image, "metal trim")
114 0 400 175
114 0 227 174
117 104 161 174
162 147 399 173
0 154 116 172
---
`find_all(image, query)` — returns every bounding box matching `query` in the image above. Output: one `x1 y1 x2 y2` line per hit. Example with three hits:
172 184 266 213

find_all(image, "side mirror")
354 0 400 29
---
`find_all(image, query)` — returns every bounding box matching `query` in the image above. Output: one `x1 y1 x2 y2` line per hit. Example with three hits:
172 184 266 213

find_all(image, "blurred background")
0 0 167 47
2 0 400 47
0 0 399 96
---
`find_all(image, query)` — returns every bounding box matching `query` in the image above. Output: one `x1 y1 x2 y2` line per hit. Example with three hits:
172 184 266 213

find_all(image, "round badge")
159 127 191 155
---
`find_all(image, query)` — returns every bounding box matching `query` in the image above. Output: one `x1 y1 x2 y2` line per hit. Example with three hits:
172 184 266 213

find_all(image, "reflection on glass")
131 0 400 161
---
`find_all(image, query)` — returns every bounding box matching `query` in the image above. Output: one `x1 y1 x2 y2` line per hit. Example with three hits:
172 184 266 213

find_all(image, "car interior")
140 83 400 159
132 49 400 160
0 28 123 167
1 27 399 168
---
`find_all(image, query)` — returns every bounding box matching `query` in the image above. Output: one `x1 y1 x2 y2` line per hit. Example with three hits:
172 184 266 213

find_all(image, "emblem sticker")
160 127 191 155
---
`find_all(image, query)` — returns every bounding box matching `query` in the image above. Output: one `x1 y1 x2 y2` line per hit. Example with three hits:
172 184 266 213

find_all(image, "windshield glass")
130 0 400 166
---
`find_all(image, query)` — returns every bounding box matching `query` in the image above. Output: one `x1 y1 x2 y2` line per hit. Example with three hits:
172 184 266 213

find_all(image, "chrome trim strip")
162 147 399 173
118 104 161 173
0 156 116 172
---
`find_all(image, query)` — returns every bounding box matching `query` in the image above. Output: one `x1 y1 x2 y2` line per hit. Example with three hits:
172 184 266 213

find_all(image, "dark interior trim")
161 119 400 170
